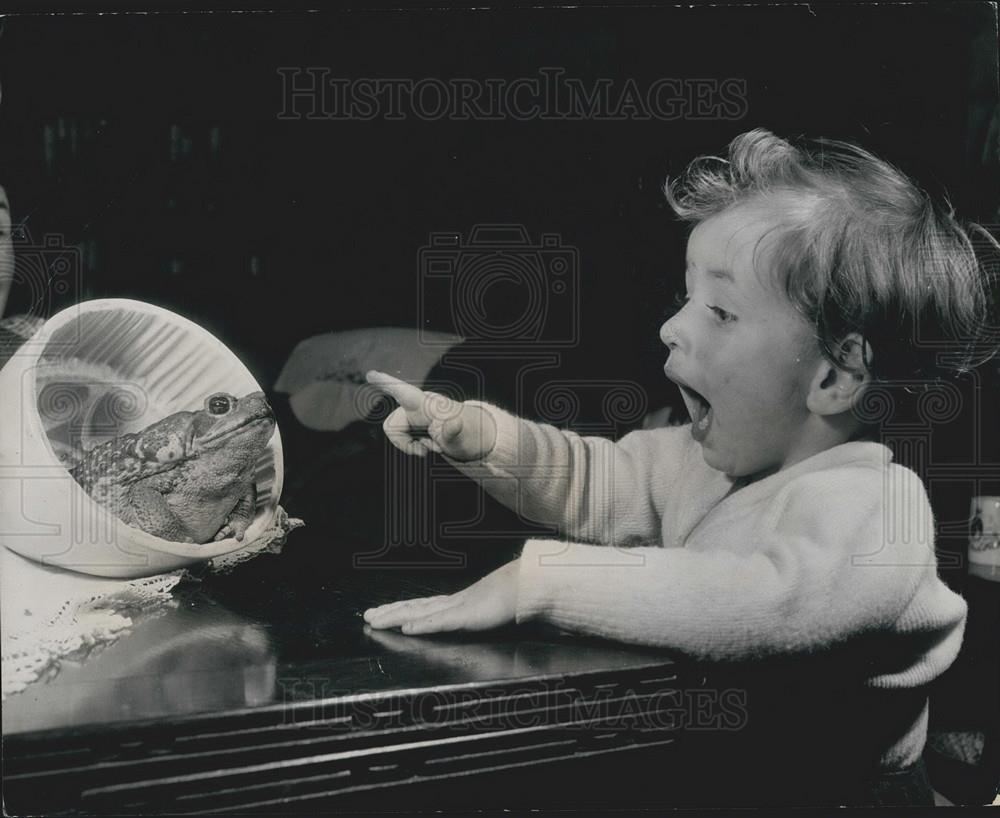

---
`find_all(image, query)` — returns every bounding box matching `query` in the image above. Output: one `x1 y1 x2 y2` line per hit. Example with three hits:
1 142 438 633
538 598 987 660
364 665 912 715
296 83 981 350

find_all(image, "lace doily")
207 506 304 574
2 506 303 699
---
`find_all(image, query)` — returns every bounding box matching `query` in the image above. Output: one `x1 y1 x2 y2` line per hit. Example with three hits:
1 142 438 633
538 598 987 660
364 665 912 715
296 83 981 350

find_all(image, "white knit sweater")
446 402 968 768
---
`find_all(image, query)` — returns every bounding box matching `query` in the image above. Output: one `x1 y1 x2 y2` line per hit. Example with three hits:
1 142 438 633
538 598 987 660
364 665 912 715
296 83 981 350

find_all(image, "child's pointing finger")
367 370 462 424
365 370 426 412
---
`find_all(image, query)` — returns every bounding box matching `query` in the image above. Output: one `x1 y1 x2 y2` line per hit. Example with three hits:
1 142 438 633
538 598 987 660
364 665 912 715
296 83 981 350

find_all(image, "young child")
363 129 996 804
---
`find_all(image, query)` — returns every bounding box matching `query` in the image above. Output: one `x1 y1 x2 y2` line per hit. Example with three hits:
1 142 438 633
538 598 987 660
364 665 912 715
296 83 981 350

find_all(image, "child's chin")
699 445 731 474
700 446 747 479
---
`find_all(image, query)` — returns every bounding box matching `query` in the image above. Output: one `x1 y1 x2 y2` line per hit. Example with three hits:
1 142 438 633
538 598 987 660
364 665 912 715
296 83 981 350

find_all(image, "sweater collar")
718 440 893 505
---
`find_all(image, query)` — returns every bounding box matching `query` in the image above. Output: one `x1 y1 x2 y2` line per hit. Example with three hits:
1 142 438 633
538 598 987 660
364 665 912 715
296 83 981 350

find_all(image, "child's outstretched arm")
366 463 967 690
367 371 693 546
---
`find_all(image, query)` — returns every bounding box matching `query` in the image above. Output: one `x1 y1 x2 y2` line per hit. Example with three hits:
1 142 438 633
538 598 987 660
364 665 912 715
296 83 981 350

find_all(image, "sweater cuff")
515 539 554 623
515 538 647 625
449 400 525 468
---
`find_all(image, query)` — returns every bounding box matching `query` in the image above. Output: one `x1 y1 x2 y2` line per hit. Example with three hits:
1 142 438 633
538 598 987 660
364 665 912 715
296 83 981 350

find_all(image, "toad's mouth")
195 416 275 450
678 384 713 442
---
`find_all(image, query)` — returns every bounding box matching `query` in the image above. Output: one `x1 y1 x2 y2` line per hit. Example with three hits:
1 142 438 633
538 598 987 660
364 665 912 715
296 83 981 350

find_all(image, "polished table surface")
2 404 701 812
2 541 677 738
2 530 695 814
3 404 683 740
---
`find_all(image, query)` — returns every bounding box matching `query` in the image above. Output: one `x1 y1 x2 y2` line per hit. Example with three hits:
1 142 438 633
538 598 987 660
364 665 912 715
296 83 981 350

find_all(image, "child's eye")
672 292 690 308
709 305 737 323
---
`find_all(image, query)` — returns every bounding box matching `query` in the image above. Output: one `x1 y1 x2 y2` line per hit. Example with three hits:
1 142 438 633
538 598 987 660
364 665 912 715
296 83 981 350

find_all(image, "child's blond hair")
664 128 999 383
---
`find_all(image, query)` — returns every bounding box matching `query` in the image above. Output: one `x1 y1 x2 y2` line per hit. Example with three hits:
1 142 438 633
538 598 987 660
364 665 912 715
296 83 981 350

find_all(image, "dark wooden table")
3 523 717 814
2 394 741 814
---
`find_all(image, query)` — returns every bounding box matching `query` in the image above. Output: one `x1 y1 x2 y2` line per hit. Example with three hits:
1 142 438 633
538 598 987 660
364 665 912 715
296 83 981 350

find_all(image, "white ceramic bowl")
0 299 283 578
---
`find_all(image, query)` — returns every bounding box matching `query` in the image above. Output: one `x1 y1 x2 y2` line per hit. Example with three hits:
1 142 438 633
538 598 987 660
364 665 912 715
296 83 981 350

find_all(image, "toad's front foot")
213 486 257 542
213 520 249 542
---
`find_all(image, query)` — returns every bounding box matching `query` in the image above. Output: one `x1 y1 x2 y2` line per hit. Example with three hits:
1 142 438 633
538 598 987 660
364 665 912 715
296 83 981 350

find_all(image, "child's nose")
659 316 681 350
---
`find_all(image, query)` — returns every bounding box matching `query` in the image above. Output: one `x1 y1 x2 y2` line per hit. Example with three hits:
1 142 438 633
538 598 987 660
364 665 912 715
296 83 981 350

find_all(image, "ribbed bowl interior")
32 299 282 560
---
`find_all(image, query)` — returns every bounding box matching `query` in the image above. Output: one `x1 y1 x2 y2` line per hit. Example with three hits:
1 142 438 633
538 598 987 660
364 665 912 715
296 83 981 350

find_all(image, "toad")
69 391 275 543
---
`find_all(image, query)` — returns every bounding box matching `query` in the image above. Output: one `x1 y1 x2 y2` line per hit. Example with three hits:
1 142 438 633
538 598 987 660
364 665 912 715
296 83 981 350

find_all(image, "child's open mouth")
678 384 713 442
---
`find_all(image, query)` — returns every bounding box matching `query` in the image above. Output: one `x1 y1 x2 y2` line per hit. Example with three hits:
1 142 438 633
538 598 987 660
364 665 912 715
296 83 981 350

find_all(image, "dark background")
1 3 998 579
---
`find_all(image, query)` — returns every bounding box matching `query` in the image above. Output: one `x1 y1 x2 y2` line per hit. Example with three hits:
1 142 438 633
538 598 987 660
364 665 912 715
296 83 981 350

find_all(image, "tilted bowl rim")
27 298 284 561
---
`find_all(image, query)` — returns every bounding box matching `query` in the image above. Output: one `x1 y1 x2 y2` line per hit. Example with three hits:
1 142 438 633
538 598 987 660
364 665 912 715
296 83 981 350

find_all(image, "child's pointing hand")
365 370 497 461
363 559 519 635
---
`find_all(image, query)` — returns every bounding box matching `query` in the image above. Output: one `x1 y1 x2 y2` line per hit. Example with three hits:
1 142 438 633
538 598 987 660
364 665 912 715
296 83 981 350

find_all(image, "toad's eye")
709 305 736 323
206 393 234 415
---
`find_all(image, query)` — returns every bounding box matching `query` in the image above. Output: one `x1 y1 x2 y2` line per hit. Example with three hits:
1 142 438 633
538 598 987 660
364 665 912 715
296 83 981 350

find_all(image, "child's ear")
806 333 871 416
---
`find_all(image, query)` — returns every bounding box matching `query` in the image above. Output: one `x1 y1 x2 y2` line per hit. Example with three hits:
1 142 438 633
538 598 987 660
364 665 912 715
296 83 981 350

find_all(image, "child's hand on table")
365 370 497 461
363 559 519 634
